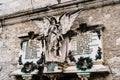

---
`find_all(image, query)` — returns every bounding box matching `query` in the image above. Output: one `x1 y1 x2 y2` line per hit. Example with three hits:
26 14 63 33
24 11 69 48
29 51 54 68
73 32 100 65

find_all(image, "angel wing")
32 17 50 36
60 9 81 34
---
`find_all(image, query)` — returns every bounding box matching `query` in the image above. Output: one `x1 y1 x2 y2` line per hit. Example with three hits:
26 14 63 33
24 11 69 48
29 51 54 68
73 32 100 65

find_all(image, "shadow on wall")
57 74 80 80
14 73 110 80
15 74 80 80
15 75 50 80
89 72 110 80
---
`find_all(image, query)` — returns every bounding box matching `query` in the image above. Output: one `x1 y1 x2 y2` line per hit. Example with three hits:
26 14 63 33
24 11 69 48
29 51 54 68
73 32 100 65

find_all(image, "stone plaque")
70 31 102 60
22 40 42 60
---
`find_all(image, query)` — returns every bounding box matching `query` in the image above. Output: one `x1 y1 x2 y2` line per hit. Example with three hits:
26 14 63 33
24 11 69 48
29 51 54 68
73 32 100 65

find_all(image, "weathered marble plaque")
70 31 102 60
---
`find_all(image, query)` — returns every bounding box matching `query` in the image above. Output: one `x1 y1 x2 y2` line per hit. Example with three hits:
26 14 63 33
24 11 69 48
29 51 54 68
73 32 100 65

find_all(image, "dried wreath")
76 57 93 70
21 62 36 73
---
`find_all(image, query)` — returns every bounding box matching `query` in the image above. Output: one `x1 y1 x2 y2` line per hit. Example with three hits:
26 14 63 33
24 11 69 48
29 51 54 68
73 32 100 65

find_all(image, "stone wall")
0 0 74 16
0 3 120 80
78 4 120 80
0 22 40 80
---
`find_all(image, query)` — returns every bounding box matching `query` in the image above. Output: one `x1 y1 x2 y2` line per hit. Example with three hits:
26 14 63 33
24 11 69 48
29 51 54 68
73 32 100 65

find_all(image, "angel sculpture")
33 9 81 62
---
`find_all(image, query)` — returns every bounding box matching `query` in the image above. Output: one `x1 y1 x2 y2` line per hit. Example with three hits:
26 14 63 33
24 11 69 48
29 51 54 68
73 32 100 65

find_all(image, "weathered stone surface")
78 4 120 80
0 1 120 80
0 0 74 16
0 21 40 80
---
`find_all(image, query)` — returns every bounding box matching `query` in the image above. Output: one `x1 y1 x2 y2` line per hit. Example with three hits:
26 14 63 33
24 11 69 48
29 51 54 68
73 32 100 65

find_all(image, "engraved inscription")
25 40 40 59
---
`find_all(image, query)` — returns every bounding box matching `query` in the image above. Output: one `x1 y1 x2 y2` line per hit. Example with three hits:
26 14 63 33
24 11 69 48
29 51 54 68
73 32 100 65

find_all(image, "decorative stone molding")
1 0 120 27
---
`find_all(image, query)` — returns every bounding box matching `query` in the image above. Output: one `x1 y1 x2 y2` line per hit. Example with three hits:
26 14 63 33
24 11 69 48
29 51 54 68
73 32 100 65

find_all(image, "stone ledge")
63 64 110 73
